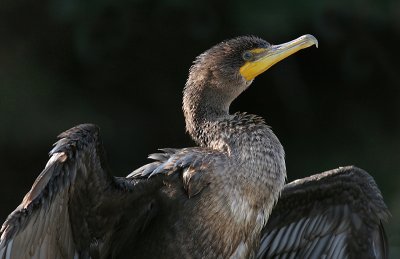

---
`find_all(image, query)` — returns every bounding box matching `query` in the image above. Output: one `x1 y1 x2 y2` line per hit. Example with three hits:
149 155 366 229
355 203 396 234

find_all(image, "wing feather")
0 124 165 258
256 166 389 259
1 154 77 259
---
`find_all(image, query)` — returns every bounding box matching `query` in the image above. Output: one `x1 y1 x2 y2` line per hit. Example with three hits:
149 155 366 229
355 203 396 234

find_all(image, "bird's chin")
242 77 254 89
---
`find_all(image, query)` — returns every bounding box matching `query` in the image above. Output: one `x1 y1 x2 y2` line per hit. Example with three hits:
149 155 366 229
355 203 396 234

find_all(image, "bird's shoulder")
129 147 229 198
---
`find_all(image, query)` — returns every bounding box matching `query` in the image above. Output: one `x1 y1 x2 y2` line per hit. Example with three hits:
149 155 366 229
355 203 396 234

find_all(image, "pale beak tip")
304 34 319 48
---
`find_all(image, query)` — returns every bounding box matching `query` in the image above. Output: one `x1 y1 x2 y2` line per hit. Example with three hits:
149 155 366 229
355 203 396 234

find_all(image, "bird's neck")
183 81 233 149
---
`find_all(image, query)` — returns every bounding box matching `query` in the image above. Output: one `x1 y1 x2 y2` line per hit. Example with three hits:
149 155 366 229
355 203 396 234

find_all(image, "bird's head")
184 34 318 113
237 34 318 82
183 34 318 136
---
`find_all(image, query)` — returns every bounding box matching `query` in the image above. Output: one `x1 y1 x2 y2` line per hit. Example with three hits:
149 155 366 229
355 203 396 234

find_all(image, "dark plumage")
258 167 389 258
0 35 389 259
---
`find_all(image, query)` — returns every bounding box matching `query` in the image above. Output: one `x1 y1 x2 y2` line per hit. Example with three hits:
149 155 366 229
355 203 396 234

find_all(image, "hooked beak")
239 34 318 81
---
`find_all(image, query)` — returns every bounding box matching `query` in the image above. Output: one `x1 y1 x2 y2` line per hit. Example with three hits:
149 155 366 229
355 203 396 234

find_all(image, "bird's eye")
242 51 253 61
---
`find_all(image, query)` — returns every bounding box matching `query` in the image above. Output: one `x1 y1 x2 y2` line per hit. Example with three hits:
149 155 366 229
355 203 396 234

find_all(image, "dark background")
1 0 399 256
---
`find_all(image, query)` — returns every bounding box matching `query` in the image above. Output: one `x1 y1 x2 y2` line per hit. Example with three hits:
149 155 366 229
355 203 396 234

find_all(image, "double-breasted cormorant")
0 35 389 258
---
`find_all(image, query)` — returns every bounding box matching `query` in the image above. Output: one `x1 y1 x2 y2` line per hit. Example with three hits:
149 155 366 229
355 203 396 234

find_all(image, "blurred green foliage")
0 0 399 256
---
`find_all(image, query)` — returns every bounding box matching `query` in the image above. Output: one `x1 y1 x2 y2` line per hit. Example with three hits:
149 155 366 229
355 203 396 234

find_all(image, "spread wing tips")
285 166 389 221
257 166 390 259
0 123 105 259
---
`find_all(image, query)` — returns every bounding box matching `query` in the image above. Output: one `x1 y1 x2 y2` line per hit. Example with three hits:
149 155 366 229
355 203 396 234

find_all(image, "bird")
0 34 389 259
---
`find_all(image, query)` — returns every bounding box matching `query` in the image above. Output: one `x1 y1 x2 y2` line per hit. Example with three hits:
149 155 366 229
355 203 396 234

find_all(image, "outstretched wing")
0 124 164 259
257 166 389 259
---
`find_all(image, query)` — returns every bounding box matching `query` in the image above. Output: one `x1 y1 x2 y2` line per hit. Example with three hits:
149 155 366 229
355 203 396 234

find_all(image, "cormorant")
0 35 389 259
